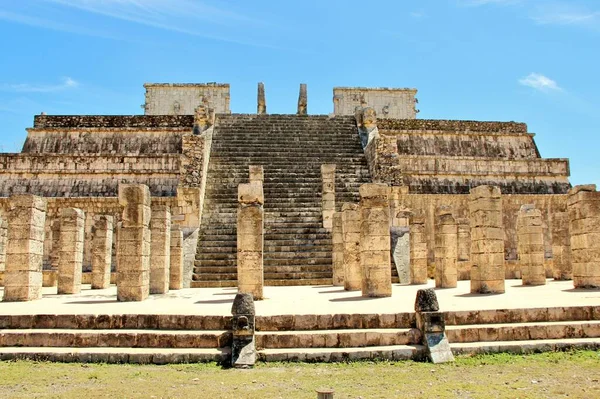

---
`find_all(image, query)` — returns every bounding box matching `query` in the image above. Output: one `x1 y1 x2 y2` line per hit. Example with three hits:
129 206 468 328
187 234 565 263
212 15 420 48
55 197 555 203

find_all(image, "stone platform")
1 280 598 364
1 280 598 317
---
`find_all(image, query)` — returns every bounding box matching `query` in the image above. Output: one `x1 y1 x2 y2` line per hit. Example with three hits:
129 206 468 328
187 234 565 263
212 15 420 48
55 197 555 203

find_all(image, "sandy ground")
1 279 599 316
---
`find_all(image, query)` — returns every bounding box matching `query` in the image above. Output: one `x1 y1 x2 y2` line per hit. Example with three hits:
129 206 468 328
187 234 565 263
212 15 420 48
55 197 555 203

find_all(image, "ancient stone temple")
0 82 581 291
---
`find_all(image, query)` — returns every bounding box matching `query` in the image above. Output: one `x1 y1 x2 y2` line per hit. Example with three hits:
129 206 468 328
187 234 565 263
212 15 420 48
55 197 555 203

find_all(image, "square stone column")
409 216 428 284
517 204 546 286
3 194 47 302
0 216 7 273
150 206 171 294
434 207 458 288
249 165 264 183
117 184 151 302
341 203 361 291
50 219 61 272
469 185 505 294
321 164 336 231
332 212 344 286
91 215 114 289
359 183 392 298
568 185 600 288
552 210 571 280
237 182 264 300
57 208 85 295
170 226 184 290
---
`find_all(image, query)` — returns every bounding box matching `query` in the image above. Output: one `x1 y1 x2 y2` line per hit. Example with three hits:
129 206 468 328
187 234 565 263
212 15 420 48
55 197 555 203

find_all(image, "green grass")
0 351 599 398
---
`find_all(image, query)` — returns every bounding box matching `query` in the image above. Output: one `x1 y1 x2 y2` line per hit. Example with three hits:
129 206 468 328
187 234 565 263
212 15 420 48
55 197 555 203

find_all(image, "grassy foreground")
0 351 598 399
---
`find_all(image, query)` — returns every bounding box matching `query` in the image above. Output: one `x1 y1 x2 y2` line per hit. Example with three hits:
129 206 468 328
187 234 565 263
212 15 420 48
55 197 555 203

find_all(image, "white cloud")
0 1 279 49
531 4 600 26
519 73 561 92
459 0 521 7
0 77 80 93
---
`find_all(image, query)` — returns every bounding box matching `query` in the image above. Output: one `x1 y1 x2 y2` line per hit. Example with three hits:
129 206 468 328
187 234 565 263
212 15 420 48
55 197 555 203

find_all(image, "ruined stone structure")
434 207 458 289
150 206 171 294
57 207 85 295
516 205 546 286
567 185 600 288
359 184 392 297
2 195 46 301
91 215 113 289
237 182 264 300
0 81 595 296
469 186 505 294
117 184 151 301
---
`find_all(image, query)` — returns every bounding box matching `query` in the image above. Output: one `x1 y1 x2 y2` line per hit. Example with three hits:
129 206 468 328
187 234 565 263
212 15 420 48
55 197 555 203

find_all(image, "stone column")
568 185 600 288
342 203 361 291
297 83 308 115
321 164 336 230
434 207 458 288
359 183 392 298
249 165 264 183
457 219 471 262
169 226 183 290
409 216 428 284
117 184 151 302
3 195 47 302
91 215 114 289
237 182 264 300
57 208 85 295
331 212 344 286
150 206 171 294
0 216 7 273
50 219 60 272
257 82 266 115
517 205 546 286
469 185 505 294
552 211 571 280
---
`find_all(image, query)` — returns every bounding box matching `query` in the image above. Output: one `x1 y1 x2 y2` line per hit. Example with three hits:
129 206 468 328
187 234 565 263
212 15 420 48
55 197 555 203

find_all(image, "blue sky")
0 0 598 186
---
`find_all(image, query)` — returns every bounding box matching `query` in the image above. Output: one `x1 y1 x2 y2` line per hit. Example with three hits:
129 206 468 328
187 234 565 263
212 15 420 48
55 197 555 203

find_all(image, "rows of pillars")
1 184 186 302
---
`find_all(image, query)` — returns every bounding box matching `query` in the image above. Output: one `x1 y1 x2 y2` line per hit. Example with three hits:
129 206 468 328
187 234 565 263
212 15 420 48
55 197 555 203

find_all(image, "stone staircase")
255 306 600 362
0 314 231 364
192 114 372 288
0 306 597 363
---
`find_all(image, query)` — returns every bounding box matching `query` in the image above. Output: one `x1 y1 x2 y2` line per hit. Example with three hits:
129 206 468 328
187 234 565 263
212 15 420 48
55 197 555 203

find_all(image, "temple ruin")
0 81 598 364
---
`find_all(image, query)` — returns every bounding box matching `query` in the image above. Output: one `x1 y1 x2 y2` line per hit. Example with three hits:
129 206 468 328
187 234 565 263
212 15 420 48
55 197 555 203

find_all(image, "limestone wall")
0 154 180 197
33 115 194 129
22 128 186 154
389 130 539 159
333 87 417 119
334 87 417 119
144 83 230 115
365 122 570 194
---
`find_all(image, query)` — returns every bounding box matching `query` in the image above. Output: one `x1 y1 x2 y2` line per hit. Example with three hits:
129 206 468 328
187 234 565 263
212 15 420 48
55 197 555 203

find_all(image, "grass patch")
0 351 598 398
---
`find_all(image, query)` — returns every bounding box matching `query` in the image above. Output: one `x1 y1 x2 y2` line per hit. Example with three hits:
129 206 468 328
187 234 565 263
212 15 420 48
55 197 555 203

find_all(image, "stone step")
194 266 237 274
255 328 420 349
0 347 230 364
450 337 600 356
0 329 231 349
0 314 232 330
446 320 600 343
263 272 332 280
257 345 425 362
190 280 237 288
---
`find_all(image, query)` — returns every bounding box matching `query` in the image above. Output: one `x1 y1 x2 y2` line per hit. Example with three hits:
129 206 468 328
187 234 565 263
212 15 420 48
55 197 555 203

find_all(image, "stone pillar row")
1 185 185 302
